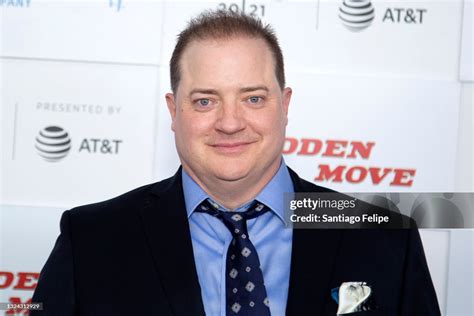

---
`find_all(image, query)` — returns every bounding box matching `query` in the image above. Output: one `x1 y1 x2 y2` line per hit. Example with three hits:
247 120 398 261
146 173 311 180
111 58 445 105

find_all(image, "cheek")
251 109 286 135
176 112 213 141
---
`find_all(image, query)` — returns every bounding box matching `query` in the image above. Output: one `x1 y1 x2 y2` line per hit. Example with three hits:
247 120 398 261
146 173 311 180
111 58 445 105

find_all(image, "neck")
184 159 282 210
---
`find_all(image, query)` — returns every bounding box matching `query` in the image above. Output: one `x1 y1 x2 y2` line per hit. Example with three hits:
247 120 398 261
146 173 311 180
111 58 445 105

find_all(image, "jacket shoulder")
287 166 335 193
68 172 180 220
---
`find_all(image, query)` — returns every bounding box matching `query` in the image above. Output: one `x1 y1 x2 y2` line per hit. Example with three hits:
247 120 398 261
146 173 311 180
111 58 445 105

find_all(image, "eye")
197 98 211 106
192 97 216 111
248 96 263 104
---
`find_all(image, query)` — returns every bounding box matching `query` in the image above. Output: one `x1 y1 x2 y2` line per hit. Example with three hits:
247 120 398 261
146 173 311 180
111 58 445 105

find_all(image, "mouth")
210 141 256 154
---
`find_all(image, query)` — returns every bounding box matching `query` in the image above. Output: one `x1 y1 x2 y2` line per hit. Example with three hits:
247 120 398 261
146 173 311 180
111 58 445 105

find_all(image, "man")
31 10 440 316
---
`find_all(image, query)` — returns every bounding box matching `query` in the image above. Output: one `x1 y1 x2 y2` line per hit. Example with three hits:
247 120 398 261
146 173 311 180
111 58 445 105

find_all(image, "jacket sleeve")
399 224 441 315
31 210 77 316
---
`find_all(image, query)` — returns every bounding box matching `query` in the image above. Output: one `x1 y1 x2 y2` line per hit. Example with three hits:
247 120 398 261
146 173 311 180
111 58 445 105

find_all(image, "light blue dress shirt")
182 160 294 316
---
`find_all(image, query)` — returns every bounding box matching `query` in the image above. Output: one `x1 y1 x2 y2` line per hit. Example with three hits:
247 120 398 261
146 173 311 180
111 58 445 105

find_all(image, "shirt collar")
182 158 294 225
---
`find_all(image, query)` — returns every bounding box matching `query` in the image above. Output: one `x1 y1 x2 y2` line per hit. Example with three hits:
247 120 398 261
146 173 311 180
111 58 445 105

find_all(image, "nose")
214 101 246 134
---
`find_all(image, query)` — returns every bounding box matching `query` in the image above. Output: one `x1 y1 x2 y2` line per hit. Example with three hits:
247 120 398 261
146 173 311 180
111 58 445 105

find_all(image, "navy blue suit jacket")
31 167 440 315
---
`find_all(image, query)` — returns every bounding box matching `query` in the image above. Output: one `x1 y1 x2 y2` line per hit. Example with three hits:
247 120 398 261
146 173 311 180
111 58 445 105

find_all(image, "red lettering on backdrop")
315 165 416 186
297 139 323 155
6 297 32 315
284 137 416 186
390 169 416 186
282 137 298 154
283 138 376 158
0 272 14 289
13 272 39 290
347 141 375 159
1 271 39 315
322 140 348 157
369 168 393 185
346 166 368 183
314 164 345 182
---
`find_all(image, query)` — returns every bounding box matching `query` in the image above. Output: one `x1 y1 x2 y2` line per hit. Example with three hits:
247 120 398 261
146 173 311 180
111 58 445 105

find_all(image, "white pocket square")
331 282 374 315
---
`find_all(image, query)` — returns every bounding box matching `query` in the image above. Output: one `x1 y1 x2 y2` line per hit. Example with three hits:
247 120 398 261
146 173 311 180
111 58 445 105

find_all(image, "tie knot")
196 199 270 236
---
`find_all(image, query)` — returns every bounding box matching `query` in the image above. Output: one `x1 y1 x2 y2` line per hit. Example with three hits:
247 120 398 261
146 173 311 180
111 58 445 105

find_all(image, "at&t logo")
339 0 375 31
35 125 124 162
35 126 72 162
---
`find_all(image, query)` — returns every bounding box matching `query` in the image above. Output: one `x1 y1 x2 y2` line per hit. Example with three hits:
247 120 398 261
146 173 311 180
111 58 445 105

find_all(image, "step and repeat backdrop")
1 0 473 315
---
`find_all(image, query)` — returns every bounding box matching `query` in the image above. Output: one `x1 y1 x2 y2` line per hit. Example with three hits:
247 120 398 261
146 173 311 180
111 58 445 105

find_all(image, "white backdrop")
1 0 473 315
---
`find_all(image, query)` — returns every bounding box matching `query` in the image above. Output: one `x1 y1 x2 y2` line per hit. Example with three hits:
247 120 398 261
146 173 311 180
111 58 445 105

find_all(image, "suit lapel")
138 169 205 316
286 168 343 315
137 166 342 315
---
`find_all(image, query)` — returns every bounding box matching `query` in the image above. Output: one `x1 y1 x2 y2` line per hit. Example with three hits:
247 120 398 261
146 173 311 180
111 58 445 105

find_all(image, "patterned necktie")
196 199 272 315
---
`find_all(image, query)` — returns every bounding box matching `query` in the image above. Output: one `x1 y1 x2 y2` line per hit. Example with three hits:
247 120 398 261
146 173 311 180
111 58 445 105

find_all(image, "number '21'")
218 1 266 17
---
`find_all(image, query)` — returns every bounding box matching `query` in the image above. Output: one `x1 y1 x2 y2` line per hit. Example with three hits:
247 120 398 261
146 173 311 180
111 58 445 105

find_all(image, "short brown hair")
170 10 285 94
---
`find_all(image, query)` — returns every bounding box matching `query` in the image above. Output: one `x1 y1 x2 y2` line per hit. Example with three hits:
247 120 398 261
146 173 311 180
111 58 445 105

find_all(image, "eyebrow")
188 85 269 97
239 85 269 93
189 88 219 97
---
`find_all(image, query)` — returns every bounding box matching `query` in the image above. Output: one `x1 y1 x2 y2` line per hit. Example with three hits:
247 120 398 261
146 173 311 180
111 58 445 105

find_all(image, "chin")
213 166 251 182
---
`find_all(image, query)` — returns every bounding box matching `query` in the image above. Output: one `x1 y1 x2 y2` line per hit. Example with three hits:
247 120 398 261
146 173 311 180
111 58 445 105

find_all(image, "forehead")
178 36 277 90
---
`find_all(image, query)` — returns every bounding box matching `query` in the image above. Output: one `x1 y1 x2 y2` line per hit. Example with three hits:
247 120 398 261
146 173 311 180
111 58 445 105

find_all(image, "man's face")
166 36 292 188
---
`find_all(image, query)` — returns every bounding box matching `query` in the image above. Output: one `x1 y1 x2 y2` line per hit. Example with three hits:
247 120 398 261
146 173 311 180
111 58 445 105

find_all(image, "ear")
282 87 292 125
165 92 177 132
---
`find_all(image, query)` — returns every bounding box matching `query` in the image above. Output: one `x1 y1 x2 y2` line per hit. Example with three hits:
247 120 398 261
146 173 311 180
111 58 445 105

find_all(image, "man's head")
166 10 292 205
170 10 286 94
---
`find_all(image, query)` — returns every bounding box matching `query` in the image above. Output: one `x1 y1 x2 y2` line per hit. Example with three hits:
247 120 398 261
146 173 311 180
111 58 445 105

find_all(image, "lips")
213 142 251 147
210 141 255 153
